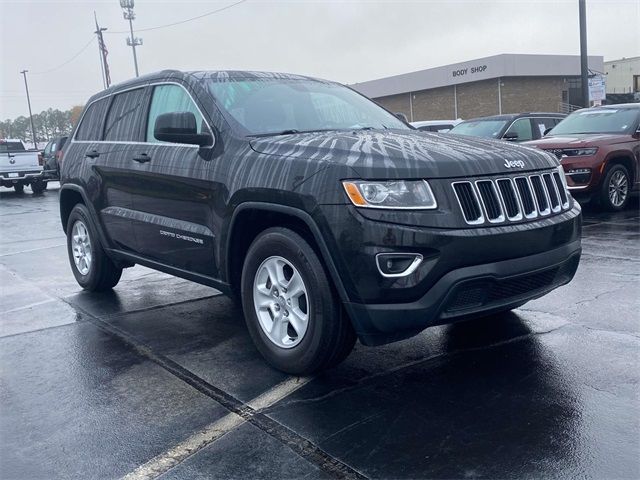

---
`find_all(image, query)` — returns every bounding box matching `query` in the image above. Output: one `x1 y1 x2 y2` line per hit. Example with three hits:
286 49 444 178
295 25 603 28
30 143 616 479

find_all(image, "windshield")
449 119 508 138
0 141 25 153
207 78 410 135
549 108 640 135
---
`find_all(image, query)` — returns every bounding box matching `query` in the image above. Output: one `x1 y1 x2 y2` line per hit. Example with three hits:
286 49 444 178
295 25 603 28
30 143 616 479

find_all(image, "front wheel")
600 164 630 211
241 228 356 374
66 204 122 291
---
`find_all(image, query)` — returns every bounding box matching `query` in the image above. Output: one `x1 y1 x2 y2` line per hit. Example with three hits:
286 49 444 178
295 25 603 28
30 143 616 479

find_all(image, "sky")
1 0 639 120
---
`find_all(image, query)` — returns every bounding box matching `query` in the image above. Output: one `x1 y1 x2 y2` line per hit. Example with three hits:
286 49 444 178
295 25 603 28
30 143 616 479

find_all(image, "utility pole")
578 0 589 107
94 12 108 89
19 70 37 148
120 0 142 77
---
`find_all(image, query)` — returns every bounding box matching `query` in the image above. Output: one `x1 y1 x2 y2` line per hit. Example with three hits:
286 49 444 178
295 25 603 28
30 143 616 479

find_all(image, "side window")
147 84 206 143
534 117 558 137
104 88 146 142
505 118 533 141
75 97 110 141
43 141 53 155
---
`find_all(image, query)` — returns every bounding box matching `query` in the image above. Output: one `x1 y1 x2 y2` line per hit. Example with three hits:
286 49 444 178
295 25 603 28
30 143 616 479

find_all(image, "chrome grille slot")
529 175 550 215
452 182 484 224
542 173 561 212
514 177 537 218
496 179 522 220
452 169 570 226
475 180 504 222
553 171 569 208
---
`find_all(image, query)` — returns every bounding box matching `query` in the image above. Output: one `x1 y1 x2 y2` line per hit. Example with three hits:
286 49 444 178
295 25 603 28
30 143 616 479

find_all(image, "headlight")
342 180 437 209
562 147 598 157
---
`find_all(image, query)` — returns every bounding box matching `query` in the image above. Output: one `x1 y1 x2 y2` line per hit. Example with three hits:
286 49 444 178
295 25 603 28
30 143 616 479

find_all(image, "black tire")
599 164 631 211
13 184 24 194
66 203 122 291
31 179 47 194
241 227 356 374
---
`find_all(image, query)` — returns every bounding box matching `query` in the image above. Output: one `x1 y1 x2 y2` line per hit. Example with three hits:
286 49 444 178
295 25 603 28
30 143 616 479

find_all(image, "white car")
0 139 46 194
411 119 463 133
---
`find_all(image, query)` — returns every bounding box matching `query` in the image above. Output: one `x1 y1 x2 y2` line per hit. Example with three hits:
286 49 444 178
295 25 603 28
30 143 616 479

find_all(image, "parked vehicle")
39 136 68 180
59 70 581 374
411 119 462 132
524 104 640 210
1 138 47 193
450 113 565 142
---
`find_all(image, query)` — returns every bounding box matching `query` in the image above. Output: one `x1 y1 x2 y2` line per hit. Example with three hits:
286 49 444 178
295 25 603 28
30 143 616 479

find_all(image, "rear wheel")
241 227 356 374
13 184 24 194
66 204 122 291
31 179 47 194
600 164 630 211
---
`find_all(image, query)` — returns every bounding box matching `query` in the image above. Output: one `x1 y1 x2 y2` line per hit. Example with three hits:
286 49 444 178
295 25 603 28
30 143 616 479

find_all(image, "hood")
250 130 557 179
525 133 632 149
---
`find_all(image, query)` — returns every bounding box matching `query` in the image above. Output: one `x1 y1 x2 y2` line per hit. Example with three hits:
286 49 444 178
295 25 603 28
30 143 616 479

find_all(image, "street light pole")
19 70 37 148
578 0 590 107
120 0 142 77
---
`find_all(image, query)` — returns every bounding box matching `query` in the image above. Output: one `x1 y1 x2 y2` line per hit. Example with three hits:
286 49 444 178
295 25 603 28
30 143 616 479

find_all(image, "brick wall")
374 93 411 119
411 86 456 120
456 79 500 118
500 76 564 113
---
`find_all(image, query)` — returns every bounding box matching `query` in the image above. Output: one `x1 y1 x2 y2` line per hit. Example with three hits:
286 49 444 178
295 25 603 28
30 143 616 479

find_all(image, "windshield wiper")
249 128 335 138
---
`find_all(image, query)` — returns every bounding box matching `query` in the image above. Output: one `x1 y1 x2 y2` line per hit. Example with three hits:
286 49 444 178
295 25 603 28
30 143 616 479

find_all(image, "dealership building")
351 53 604 122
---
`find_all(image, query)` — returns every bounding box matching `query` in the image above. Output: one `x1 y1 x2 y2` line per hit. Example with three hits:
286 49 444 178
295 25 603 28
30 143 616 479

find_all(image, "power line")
105 0 248 34
31 36 96 75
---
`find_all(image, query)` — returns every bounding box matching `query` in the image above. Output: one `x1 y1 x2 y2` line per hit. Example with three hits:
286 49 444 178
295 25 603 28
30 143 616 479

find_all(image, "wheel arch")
602 152 636 182
225 202 349 304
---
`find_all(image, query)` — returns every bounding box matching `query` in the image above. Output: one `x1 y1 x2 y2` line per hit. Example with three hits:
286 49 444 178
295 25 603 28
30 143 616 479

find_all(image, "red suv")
525 104 640 210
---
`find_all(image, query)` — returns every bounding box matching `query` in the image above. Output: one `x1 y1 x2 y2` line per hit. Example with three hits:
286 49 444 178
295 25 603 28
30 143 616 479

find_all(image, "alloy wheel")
71 220 92 275
608 170 628 208
252 256 310 348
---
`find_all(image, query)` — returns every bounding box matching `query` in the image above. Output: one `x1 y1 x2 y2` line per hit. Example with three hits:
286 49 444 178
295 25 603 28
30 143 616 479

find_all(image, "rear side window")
75 97 110 141
146 84 206 142
104 88 147 142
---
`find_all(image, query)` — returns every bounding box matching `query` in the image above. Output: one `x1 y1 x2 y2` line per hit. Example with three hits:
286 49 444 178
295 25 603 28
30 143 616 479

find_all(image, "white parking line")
122 375 313 480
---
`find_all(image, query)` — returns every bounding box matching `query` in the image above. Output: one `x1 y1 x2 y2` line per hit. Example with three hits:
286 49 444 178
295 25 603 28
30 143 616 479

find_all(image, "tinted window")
104 88 146 142
533 118 560 137
75 97 110 141
208 78 408 135
505 118 533 141
450 119 508 138
550 108 640 135
0 141 25 152
418 124 454 132
146 84 206 142
43 140 53 155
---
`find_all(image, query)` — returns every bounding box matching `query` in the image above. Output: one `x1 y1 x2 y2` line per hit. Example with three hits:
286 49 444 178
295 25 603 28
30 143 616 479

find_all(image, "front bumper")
316 203 582 345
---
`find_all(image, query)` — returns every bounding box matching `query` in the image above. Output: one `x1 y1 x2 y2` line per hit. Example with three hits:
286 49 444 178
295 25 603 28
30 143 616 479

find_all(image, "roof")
351 53 605 99
463 112 565 122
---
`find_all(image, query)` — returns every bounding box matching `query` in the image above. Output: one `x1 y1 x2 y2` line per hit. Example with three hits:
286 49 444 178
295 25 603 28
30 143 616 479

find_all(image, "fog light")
375 253 423 278
567 168 591 174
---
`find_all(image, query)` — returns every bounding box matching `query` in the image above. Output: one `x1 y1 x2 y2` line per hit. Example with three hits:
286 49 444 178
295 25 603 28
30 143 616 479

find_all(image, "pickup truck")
0 139 47 193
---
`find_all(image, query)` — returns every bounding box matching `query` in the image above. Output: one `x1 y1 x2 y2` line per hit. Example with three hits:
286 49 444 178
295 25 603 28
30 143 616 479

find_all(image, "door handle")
85 150 100 159
132 153 151 163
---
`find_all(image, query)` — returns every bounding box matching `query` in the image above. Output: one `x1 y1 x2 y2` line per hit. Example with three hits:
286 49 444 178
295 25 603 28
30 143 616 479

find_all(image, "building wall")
500 77 565 113
374 93 411 119
456 79 499 118
605 57 640 93
411 86 456 121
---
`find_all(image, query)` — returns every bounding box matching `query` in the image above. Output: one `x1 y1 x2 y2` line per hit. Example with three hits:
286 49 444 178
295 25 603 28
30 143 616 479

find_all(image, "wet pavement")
1 183 639 479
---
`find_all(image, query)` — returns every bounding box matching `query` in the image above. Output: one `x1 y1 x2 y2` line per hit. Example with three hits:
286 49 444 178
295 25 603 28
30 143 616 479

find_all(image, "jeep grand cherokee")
59 70 581 374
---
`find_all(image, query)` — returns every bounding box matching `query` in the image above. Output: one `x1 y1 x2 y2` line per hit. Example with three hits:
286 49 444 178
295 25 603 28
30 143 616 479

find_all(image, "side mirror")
543 128 553 136
503 132 519 141
154 112 212 147
394 112 409 123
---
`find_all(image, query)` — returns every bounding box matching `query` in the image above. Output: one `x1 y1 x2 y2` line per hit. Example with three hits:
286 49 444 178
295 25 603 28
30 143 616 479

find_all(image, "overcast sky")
1 0 638 119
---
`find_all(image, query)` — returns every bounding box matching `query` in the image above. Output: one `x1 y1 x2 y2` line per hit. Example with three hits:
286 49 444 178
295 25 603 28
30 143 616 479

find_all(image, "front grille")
452 169 571 226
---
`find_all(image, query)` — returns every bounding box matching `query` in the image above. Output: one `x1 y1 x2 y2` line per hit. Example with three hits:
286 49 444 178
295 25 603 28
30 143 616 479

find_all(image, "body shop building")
351 54 604 121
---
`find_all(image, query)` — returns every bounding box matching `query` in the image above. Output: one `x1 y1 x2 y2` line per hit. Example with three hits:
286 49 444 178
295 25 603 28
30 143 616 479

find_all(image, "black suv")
450 113 566 142
60 70 582 374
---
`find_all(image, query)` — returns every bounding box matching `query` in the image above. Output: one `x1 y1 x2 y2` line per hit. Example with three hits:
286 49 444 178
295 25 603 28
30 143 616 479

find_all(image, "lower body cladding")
317 204 582 346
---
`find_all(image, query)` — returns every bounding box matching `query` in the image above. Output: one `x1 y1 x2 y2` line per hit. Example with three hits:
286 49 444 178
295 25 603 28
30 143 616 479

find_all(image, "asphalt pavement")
1 183 638 479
